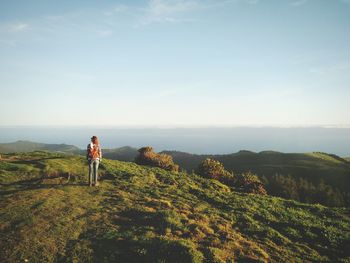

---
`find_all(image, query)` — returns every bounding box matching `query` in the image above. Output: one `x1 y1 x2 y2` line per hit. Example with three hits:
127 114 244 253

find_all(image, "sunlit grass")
0 151 349 262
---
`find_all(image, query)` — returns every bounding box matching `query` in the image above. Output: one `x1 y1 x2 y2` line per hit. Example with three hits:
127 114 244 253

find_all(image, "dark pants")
88 159 99 185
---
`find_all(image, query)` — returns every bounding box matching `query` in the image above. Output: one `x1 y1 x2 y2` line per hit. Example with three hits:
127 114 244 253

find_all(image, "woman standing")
87 136 102 186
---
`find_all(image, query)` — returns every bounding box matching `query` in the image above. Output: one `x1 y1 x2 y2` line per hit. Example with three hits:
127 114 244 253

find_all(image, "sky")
0 0 350 127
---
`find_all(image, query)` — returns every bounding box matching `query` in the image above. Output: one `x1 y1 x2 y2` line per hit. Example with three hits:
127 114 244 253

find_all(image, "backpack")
88 144 100 159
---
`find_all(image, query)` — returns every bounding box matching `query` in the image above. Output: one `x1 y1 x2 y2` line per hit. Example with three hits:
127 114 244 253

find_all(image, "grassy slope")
163 151 350 192
0 152 349 263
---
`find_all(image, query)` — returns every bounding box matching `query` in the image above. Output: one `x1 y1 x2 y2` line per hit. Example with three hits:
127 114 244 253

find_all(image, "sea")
1 126 350 156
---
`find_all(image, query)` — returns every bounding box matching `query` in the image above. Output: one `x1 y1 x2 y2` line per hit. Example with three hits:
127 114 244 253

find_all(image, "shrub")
197 159 266 195
196 158 232 180
235 172 267 195
135 147 179 172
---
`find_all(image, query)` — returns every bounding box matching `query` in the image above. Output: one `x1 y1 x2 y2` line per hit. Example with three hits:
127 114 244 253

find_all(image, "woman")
87 136 102 186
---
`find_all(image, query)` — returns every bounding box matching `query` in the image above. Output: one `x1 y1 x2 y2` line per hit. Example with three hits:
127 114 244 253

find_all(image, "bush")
235 172 267 195
135 147 179 172
197 159 266 195
196 158 232 180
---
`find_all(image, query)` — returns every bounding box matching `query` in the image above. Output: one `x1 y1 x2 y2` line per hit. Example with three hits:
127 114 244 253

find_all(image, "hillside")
2 142 349 206
0 140 80 154
0 152 349 262
101 146 138 161
162 151 350 182
162 150 350 207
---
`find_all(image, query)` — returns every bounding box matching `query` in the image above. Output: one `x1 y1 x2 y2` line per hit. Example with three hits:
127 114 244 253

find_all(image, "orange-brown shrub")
196 158 232 180
235 172 267 195
135 146 179 172
196 159 266 195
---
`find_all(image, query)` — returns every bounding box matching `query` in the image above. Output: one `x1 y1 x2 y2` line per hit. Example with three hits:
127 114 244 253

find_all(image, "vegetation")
3 141 349 206
135 146 179 172
196 158 232 180
102 146 138 161
163 150 350 207
264 174 350 207
196 159 266 195
235 172 267 195
0 151 349 262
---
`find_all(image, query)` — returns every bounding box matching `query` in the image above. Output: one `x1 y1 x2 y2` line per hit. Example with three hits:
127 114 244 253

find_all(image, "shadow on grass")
58 181 204 263
0 177 88 196
8 156 65 169
61 232 203 263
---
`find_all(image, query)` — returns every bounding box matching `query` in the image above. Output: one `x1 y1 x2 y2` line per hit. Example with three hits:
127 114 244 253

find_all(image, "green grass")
0 151 349 262
165 150 350 177
164 150 350 193
306 152 346 164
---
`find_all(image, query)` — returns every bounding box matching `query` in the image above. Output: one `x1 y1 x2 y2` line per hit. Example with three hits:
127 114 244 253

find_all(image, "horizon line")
1 124 350 129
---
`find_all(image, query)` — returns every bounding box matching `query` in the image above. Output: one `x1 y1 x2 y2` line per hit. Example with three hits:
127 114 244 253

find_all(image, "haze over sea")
1 126 349 156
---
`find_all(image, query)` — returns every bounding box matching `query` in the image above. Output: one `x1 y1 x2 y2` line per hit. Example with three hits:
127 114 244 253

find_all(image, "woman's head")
91 136 99 145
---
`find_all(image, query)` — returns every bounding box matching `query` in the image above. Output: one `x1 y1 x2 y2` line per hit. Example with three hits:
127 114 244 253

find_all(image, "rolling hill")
0 141 138 162
0 140 80 153
0 151 349 262
161 150 350 182
101 146 138 161
162 150 350 206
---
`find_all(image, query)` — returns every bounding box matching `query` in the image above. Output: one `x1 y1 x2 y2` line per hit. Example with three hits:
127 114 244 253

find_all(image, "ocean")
1 126 350 156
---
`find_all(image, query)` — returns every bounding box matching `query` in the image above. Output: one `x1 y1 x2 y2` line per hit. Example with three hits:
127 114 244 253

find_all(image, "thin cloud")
288 0 347 6
137 0 201 26
10 23 29 32
96 29 113 37
289 0 308 6
103 4 130 16
136 0 262 26
0 22 30 33
245 0 259 4
0 22 29 46
148 0 200 15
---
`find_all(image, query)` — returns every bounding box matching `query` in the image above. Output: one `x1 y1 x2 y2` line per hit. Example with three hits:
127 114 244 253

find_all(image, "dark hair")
91 136 99 145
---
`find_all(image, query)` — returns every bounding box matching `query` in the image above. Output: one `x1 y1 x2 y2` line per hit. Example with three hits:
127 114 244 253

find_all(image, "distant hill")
162 150 350 207
0 140 80 153
162 150 350 173
0 151 349 262
0 141 138 161
162 150 350 187
102 146 138 161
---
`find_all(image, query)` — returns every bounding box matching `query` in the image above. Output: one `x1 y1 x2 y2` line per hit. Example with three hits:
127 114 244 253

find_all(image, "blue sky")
0 0 349 127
